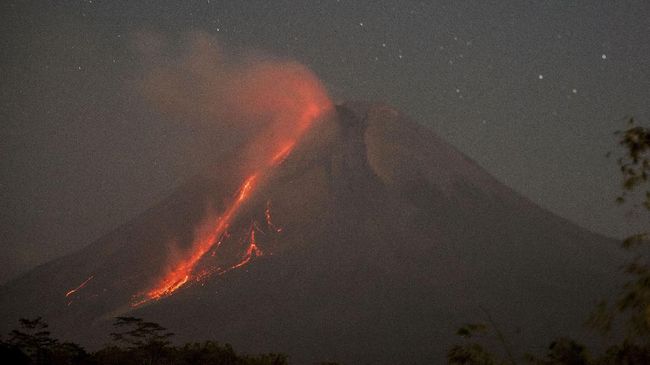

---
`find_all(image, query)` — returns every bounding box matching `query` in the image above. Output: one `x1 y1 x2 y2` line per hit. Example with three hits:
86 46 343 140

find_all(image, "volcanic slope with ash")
0 102 622 364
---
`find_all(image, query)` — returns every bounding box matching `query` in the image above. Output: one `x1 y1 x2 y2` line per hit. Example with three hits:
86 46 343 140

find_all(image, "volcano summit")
0 102 621 364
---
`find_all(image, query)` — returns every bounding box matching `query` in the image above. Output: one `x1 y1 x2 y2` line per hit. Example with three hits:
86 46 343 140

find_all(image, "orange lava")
227 226 263 271
65 275 94 298
145 174 259 301
265 201 282 233
136 90 331 305
271 141 296 164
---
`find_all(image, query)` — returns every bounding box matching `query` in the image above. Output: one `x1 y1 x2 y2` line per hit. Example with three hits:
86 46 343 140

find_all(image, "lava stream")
65 275 94 298
137 100 331 306
271 141 296 164
191 224 264 282
229 226 263 271
265 201 282 233
144 173 259 302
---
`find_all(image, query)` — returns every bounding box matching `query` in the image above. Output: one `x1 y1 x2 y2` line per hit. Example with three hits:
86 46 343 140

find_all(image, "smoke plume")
134 31 333 172
129 31 333 304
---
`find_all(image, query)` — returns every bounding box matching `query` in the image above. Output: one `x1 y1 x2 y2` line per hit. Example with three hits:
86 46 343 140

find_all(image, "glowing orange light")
226 226 263 271
144 174 259 302
265 201 282 233
271 141 296 164
134 70 332 306
65 275 94 298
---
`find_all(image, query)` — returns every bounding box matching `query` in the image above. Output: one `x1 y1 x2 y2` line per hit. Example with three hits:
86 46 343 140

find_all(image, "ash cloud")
133 31 332 172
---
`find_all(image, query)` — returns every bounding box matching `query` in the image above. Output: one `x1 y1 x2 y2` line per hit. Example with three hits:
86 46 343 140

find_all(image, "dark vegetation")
448 118 650 364
0 316 290 365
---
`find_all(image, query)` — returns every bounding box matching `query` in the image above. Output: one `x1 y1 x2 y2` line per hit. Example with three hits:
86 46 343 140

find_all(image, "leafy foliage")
7 317 58 357
614 117 650 209
110 316 174 349
448 321 515 365
593 118 650 342
448 342 504 365
526 338 591 365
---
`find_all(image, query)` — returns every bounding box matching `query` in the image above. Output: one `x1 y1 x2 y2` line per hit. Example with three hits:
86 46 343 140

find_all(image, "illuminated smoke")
136 31 333 169
132 32 332 305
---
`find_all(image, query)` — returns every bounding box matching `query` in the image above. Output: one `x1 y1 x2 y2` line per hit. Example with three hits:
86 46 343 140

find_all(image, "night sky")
1 1 648 282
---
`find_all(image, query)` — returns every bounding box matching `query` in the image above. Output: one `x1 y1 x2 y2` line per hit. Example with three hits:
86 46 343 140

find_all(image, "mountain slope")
0 102 622 364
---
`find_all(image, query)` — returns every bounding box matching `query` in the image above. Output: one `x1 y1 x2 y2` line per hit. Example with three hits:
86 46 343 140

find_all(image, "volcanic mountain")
0 102 622 364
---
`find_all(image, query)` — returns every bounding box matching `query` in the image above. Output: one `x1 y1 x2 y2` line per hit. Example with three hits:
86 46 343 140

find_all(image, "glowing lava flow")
191 224 264 283
136 101 331 306
65 275 94 298
229 226 263 271
265 201 282 233
144 173 259 302
271 141 296 164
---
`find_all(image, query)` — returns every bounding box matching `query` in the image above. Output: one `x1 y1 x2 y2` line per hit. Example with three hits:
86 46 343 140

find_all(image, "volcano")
0 102 622 364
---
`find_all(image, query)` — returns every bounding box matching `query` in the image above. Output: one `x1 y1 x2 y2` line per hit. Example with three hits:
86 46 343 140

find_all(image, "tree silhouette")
2 315 292 364
110 316 174 349
108 316 174 364
6 317 58 365
584 117 650 360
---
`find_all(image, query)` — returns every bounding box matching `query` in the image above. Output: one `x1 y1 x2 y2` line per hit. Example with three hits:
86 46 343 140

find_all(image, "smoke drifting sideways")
129 32 333 304
134 31 333 176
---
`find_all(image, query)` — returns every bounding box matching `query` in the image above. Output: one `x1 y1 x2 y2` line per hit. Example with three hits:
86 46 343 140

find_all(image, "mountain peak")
0 101 622 364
